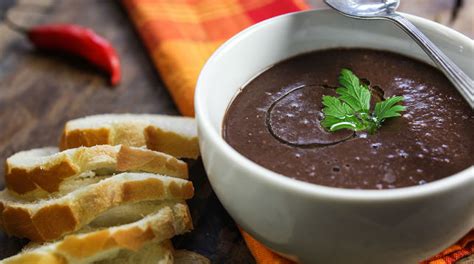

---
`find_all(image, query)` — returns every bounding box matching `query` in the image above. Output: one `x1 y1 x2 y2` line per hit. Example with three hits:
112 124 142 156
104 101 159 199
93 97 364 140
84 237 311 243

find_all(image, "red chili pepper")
27 24 121 86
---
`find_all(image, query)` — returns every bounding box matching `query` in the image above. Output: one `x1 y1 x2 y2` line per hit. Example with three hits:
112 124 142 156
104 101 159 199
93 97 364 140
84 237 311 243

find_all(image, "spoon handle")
387 13 473 108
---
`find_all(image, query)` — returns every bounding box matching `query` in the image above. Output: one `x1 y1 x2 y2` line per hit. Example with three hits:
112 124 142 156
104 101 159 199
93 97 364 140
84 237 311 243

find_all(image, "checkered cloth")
123 0 308 116
122 0 473 263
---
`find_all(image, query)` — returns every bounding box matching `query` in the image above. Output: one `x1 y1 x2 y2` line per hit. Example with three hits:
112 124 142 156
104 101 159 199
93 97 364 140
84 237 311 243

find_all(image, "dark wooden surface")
0 0 472 263
0 0 254 263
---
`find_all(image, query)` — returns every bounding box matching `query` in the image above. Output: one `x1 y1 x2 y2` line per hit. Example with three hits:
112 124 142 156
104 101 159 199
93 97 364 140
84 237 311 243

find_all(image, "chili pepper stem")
4 4 55 34
4 13 29 34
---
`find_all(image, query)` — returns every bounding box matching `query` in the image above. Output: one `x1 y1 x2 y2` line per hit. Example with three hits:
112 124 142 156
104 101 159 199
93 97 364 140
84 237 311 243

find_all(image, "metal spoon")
324 0 474 108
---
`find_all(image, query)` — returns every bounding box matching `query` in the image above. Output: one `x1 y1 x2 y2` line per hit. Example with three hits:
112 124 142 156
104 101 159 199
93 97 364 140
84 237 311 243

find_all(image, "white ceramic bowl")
195 9 474 264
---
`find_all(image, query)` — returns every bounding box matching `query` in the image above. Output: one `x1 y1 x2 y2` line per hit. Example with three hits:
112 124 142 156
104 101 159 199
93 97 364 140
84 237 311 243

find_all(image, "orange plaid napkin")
123 0 308 116
122 0 473 262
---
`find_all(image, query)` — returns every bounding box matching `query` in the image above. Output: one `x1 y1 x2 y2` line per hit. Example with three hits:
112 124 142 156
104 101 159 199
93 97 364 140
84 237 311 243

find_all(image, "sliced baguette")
95 240 174 264
0 173 194 242
59 114 199 159
89 201 173 228
5 145 188 199
96 242 211 264
0 202 192 264
174 250 211 264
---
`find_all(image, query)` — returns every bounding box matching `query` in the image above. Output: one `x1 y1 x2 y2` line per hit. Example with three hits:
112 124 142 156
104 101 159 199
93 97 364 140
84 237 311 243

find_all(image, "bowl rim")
195 9 474 202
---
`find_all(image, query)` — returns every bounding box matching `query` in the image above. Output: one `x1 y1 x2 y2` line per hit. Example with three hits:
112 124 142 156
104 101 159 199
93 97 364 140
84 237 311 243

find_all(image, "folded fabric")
420 231 474 264
123 0 308 116
122 0 473 263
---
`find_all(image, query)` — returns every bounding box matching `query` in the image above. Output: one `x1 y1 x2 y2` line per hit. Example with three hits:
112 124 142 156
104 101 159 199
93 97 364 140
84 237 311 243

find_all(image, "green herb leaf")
320 69 405 134
321 96 365 131
321 96 352 117
336 69 371 112
374 96 406 120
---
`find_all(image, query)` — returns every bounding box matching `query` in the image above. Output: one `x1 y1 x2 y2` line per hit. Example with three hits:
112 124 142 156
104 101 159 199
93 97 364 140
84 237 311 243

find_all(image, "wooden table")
0 0 472 263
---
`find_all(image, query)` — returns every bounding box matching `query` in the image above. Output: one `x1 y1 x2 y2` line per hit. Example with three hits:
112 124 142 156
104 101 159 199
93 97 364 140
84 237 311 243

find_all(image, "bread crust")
0 173 194 242
60 128 110 151
145 126 199 160
1 252 67 264
5 145 188 199
1 203 192 264
59 114 200 159
6 161 77 195
116 146 188 179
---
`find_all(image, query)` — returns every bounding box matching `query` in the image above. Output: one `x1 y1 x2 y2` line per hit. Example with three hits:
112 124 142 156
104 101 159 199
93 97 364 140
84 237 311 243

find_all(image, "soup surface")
223 48 474 189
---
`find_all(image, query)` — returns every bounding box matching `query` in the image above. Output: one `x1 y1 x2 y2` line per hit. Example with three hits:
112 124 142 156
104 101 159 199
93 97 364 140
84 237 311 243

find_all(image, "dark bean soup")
222 48 474 189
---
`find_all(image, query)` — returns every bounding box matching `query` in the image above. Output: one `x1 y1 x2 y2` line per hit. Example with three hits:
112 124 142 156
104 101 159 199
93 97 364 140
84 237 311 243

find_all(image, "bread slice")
0 202 192 264
95 242 210 264
59 114 199 159
174 250 211 264
0 173 194 242
88 201 174 228
5 145 188 199
95 240 174 264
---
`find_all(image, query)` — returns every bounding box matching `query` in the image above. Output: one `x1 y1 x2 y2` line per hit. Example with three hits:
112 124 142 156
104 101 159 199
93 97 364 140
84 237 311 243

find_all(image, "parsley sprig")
321 69 406 134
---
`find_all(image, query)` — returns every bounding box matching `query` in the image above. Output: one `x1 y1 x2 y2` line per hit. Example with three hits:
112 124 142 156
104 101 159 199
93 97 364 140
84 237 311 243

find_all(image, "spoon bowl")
325 0 399 17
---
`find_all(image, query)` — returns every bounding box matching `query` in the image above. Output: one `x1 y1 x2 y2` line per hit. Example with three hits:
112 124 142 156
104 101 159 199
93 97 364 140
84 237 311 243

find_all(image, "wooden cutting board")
0 0 472 263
